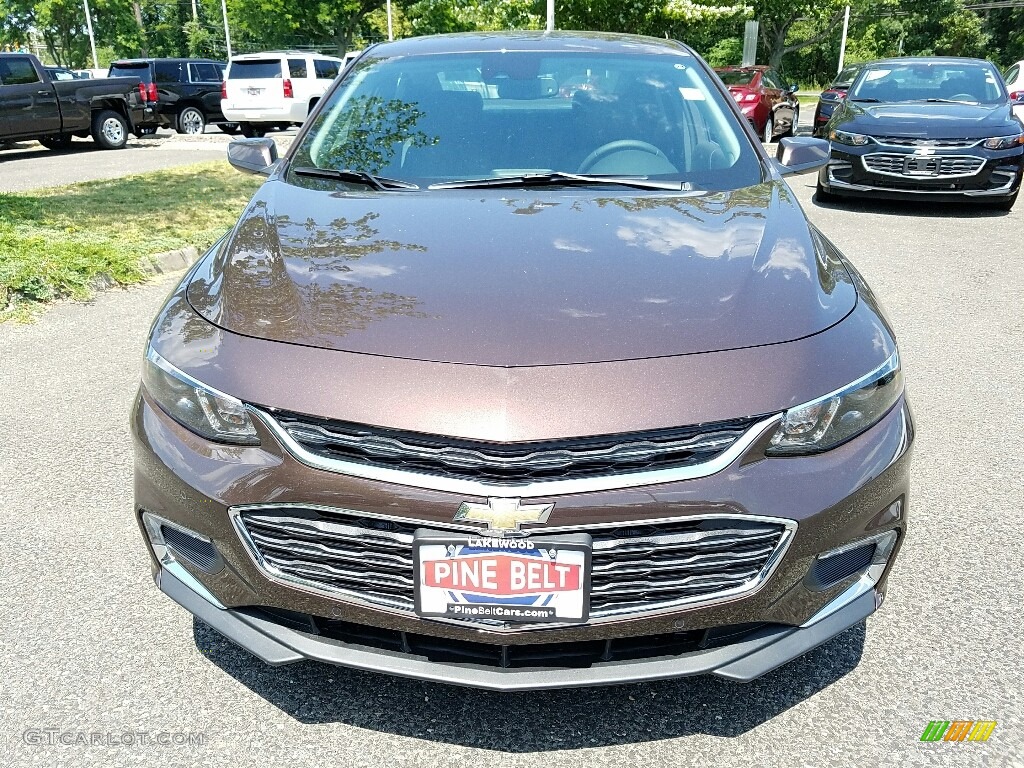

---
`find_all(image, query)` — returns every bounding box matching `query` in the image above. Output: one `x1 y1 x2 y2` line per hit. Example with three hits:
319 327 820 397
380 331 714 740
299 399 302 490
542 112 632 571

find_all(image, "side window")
189 62 220 82
762 71 780 90
0 57 41 85
155 61 182 83
288 58 308 78
314 59 340 80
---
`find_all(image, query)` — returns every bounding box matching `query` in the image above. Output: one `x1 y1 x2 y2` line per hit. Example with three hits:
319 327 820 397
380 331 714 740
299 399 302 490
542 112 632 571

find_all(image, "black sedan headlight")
983 134 1024 150
767 352 903 456
829 129 871 147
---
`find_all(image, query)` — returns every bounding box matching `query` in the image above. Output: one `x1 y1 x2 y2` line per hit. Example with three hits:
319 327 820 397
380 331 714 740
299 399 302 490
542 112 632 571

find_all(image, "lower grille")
863 153 985 179
233 507 793 624
249 605 778 668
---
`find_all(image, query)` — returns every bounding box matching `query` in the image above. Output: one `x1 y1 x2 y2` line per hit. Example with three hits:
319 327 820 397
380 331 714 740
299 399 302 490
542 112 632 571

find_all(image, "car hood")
186 178 856 366
839 101 1021 138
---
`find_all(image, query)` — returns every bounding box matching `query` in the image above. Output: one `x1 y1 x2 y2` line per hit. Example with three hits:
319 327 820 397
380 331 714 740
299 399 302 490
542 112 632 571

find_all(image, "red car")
715 65 800 142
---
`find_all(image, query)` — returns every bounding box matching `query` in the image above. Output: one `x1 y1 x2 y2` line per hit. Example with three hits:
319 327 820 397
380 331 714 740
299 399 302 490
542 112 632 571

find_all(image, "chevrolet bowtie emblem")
454 497 554 532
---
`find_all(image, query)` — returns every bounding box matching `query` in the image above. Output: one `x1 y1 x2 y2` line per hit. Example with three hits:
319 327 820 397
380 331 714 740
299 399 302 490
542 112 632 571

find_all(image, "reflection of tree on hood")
192 200 429 343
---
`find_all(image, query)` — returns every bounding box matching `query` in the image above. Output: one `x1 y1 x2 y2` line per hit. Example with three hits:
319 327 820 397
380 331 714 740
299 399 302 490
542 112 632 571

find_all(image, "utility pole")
221 0 232 58
386 0 394 40
82 0 99 69
546 0 554 32
838 4 850 74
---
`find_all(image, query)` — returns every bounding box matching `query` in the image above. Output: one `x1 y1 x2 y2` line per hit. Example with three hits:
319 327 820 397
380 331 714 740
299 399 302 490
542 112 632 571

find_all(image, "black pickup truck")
1 53 154 150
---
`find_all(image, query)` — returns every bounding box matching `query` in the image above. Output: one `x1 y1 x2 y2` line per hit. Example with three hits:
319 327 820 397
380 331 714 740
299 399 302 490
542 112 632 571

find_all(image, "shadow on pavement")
194 618 865 750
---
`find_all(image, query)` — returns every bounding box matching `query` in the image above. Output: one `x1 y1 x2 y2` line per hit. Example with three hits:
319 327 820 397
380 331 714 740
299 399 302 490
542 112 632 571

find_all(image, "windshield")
289 51 762 190
848 61 1005 104
716 70 756 86
832 66 861 89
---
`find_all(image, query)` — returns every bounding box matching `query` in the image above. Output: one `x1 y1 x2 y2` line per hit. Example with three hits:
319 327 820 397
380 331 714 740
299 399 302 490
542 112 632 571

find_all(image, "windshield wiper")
850 97 881 103
291 166 419 190
428 172 690 191
921 98 979 105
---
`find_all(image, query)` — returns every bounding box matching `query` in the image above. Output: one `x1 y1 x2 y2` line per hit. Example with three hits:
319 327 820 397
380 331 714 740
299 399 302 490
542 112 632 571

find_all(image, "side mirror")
774 136 830 176
788 83 799 94
227 137 279 175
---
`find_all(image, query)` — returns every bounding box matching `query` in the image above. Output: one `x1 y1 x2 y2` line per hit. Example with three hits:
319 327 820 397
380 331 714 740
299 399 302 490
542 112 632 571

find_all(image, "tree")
228 0 389 56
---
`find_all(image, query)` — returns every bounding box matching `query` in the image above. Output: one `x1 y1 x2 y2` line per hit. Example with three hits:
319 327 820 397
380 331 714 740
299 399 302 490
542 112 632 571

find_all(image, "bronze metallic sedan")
132 32 913 691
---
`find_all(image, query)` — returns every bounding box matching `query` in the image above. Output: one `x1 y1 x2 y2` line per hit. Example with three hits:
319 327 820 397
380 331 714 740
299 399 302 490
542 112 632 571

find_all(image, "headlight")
143 347 259 445
766 351 903 456
983 134 1024 150
829 129 870 147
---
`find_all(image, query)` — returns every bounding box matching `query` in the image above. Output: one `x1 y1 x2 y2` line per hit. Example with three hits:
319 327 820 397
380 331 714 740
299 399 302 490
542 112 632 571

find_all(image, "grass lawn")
0 161 262 321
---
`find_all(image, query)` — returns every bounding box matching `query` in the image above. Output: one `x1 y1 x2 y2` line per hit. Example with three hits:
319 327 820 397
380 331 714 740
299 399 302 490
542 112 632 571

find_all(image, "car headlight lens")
829 129 870 146
983 134 1024 150
143 347 259 445
766 351 903 456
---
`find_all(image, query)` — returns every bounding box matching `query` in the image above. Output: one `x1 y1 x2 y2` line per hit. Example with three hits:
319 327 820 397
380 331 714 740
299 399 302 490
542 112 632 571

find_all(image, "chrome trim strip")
801 529 898 628
249 408 783 498
228 504 798 632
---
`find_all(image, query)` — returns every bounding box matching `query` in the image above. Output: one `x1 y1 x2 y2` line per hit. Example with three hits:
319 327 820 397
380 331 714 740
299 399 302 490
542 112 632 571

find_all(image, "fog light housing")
142 512 226 607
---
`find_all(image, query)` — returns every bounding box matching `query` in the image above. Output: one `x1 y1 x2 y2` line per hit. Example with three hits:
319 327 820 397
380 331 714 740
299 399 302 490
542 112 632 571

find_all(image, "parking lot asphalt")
0 127 296 192
1 150 1023 766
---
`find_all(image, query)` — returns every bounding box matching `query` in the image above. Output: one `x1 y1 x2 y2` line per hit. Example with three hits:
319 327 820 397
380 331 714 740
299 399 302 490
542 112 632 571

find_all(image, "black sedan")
817 57 1024 209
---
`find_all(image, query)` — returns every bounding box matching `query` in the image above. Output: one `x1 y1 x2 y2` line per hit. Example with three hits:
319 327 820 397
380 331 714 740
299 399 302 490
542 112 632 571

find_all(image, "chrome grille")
267 410 761 486
863 153 985 179
874 136 979 149
233 507 793 624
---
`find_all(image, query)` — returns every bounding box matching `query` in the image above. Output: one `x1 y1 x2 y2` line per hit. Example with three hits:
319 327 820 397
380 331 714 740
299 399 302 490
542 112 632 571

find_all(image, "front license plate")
414 532 592 623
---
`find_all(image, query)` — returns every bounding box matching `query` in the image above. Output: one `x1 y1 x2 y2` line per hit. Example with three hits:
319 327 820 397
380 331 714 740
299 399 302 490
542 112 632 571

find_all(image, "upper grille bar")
250 407 780 498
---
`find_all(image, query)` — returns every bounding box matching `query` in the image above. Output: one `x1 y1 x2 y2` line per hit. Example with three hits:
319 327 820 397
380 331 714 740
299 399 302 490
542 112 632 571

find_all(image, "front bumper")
156 562 883 691
133 383 913 689
819 143 1024 201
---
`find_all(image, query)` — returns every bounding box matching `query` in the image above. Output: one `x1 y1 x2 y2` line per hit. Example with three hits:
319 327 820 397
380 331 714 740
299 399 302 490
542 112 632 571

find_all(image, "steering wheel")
578 140 668 174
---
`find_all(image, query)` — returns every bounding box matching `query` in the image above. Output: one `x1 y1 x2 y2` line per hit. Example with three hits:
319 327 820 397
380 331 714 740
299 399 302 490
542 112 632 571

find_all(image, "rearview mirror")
774 136 830 176
227 137 279 175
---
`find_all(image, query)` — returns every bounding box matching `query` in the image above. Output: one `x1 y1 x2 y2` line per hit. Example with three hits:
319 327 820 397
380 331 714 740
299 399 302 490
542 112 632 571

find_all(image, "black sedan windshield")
849 61 1005 104
289 51 762 190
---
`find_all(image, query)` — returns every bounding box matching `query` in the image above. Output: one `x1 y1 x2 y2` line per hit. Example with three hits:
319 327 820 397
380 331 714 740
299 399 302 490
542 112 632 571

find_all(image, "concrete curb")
144 245 201 275
85 246 200 293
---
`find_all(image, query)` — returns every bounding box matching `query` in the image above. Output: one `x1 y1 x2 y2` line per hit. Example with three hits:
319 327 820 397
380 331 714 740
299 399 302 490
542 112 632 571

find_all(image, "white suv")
222 51 343 137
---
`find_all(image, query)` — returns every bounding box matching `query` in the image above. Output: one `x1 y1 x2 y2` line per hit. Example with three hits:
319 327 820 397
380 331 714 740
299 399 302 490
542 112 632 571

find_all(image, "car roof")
110 58 221 64
230 51 342 61
862 56 994 67
365 31 694 58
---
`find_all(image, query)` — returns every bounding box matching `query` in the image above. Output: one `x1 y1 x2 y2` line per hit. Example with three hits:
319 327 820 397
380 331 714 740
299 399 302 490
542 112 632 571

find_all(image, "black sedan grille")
863 153 984 179
234 508 791 622
268 410 761 485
